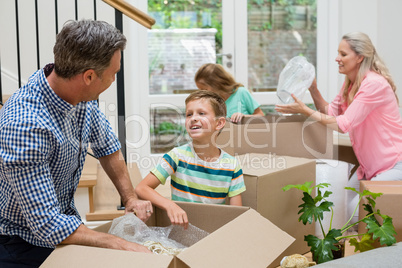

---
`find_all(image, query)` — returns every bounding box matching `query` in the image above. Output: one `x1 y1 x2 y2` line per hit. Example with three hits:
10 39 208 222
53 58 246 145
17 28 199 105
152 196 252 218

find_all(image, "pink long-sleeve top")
328 71 402 180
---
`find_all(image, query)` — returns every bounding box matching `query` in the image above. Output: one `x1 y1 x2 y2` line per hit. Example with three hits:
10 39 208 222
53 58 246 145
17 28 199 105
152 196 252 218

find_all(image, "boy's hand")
166 203 189 229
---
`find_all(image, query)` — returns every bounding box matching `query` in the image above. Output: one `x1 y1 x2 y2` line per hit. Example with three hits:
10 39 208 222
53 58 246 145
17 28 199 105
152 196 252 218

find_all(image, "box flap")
238 153 315 177
40 245 173 268
239 113 308 124
156 202 250 233
361 181 402 194
176 209 295 268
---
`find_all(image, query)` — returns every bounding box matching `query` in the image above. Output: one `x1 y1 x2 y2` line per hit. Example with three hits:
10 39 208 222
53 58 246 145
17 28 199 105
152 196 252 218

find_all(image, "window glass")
247 0 317 92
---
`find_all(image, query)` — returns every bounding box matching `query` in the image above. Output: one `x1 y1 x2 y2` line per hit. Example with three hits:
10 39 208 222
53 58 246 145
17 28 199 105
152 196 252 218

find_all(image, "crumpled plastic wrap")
108 213 209 255
277 56 315 104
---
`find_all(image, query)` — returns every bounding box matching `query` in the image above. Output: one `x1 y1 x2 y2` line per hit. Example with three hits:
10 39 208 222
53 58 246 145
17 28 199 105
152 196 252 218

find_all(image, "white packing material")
315 159 354 237
108 213 209 255
276 56 315 104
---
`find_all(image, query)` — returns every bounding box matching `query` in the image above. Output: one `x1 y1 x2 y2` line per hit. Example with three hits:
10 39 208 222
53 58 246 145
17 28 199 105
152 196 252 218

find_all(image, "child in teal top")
195 63 264 123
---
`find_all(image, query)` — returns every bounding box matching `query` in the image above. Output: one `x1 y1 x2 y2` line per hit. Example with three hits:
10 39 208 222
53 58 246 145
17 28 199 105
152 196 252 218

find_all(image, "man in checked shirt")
0 19 153 267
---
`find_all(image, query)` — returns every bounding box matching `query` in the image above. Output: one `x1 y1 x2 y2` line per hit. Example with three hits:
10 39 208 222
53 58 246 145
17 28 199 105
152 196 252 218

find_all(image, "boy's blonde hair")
194 63 243 95
185 90 227 118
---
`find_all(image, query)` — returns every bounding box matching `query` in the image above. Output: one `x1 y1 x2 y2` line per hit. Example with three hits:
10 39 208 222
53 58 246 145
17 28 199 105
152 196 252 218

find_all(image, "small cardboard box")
41 202 295 268
358 181 402 242
238 153 316 268
216 113 333 159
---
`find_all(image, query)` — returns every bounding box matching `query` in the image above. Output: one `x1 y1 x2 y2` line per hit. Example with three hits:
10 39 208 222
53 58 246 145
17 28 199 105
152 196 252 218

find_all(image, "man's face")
88 50 121 100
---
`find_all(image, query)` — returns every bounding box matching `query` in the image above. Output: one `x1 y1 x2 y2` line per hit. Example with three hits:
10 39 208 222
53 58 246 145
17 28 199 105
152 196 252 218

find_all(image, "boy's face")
185 99 224 144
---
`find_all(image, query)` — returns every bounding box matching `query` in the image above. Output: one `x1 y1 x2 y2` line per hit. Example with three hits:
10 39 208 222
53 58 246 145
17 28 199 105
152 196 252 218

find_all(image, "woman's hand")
275 94 310 115
166 202 189 229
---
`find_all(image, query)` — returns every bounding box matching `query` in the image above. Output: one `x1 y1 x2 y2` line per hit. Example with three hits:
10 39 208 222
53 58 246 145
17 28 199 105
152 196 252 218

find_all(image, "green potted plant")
282 181 397 264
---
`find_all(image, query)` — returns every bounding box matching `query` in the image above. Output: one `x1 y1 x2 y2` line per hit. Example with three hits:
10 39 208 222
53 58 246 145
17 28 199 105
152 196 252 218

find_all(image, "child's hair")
194 63 243 95
185 90 227 118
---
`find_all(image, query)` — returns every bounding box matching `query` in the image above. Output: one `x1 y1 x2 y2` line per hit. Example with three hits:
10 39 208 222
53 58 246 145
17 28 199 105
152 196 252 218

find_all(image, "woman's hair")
185 90 227 118
194 63 243 95
342 32 398 104
53 19 127 79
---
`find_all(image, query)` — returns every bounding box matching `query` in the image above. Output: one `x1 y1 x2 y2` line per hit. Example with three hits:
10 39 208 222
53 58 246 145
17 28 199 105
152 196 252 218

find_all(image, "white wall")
317 0 402 104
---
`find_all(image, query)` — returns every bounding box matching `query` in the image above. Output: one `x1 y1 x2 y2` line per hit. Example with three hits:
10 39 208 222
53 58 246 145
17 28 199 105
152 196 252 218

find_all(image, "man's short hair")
53 19 126 78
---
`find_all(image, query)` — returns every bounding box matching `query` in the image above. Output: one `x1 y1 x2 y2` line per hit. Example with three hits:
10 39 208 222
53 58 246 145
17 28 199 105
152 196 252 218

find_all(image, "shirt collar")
39 64 76 115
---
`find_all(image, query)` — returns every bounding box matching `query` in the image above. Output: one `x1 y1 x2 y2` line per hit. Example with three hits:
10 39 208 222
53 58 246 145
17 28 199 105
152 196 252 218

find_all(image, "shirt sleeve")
241 88 261 114
0 121 82 247
151 150 179 185
228 159 246 197
89 101 121 158
327 88 345 117
336 77 389 133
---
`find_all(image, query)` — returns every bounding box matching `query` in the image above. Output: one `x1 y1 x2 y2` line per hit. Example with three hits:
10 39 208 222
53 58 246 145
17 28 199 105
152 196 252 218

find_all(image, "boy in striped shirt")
135 90 246 228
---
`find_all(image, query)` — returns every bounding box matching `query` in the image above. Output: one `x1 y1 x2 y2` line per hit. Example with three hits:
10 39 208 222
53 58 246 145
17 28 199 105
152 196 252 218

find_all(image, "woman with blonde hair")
275 32 402 223
195 63 264 123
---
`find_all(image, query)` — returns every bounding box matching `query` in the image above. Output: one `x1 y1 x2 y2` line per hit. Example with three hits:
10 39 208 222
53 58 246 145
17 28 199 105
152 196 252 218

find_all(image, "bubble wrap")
108 214 209 254
276 56 315 104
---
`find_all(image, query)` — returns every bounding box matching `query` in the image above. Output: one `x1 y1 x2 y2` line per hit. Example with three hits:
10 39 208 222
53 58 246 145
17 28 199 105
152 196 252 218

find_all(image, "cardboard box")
358 181 402 243
41 202 295 268
216 113 333 159
237 153 316 268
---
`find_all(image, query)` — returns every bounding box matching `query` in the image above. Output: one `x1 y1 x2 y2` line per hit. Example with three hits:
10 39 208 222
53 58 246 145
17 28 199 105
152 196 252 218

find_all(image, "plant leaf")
349 233 375 252
364 216 397 246
322 190 332 199
305 229 342 264
345 187 383 199
282 181 331 196
362 203 380 226
298 192 333 224
366 196 377 208
282 181 314 194
314 189 332 203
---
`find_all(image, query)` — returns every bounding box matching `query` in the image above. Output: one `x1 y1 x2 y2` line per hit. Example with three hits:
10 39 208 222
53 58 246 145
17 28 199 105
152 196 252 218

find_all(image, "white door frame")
124 0 246 175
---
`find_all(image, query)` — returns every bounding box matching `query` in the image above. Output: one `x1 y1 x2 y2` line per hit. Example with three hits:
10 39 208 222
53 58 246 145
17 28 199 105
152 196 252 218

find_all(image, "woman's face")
335 39 363 80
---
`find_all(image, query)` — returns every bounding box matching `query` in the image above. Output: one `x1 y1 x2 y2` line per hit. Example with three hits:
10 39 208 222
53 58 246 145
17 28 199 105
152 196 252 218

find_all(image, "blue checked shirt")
0 64 121 248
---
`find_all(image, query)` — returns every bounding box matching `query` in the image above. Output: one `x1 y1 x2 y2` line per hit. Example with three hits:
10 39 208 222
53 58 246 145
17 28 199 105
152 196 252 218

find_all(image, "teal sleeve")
240 88 260 114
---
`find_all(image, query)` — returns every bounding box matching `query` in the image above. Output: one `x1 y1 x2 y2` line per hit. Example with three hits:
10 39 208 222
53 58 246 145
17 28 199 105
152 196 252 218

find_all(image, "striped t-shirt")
151 143 246 204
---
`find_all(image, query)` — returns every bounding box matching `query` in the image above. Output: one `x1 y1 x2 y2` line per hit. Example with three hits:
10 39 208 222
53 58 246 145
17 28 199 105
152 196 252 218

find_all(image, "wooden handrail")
102 0 155 29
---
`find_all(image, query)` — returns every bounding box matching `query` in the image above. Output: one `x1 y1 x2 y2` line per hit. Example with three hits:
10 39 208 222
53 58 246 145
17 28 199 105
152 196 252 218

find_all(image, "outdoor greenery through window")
248 0 317 92
148 0 317 154
148 0 222 95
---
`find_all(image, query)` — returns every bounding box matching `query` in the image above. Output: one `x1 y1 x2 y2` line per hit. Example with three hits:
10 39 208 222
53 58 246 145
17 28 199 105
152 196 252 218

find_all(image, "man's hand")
124 241 152 253
125 197 153 222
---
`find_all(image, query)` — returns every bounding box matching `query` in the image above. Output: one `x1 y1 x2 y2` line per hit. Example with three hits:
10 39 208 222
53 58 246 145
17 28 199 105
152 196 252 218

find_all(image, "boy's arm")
135 173 189 229
228 194 242 206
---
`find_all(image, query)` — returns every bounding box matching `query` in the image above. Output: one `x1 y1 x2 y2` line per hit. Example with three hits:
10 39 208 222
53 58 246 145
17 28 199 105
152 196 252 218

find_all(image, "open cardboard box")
41 202 295 268
238 153 316 268
216 113 333 159
358 181 402 243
